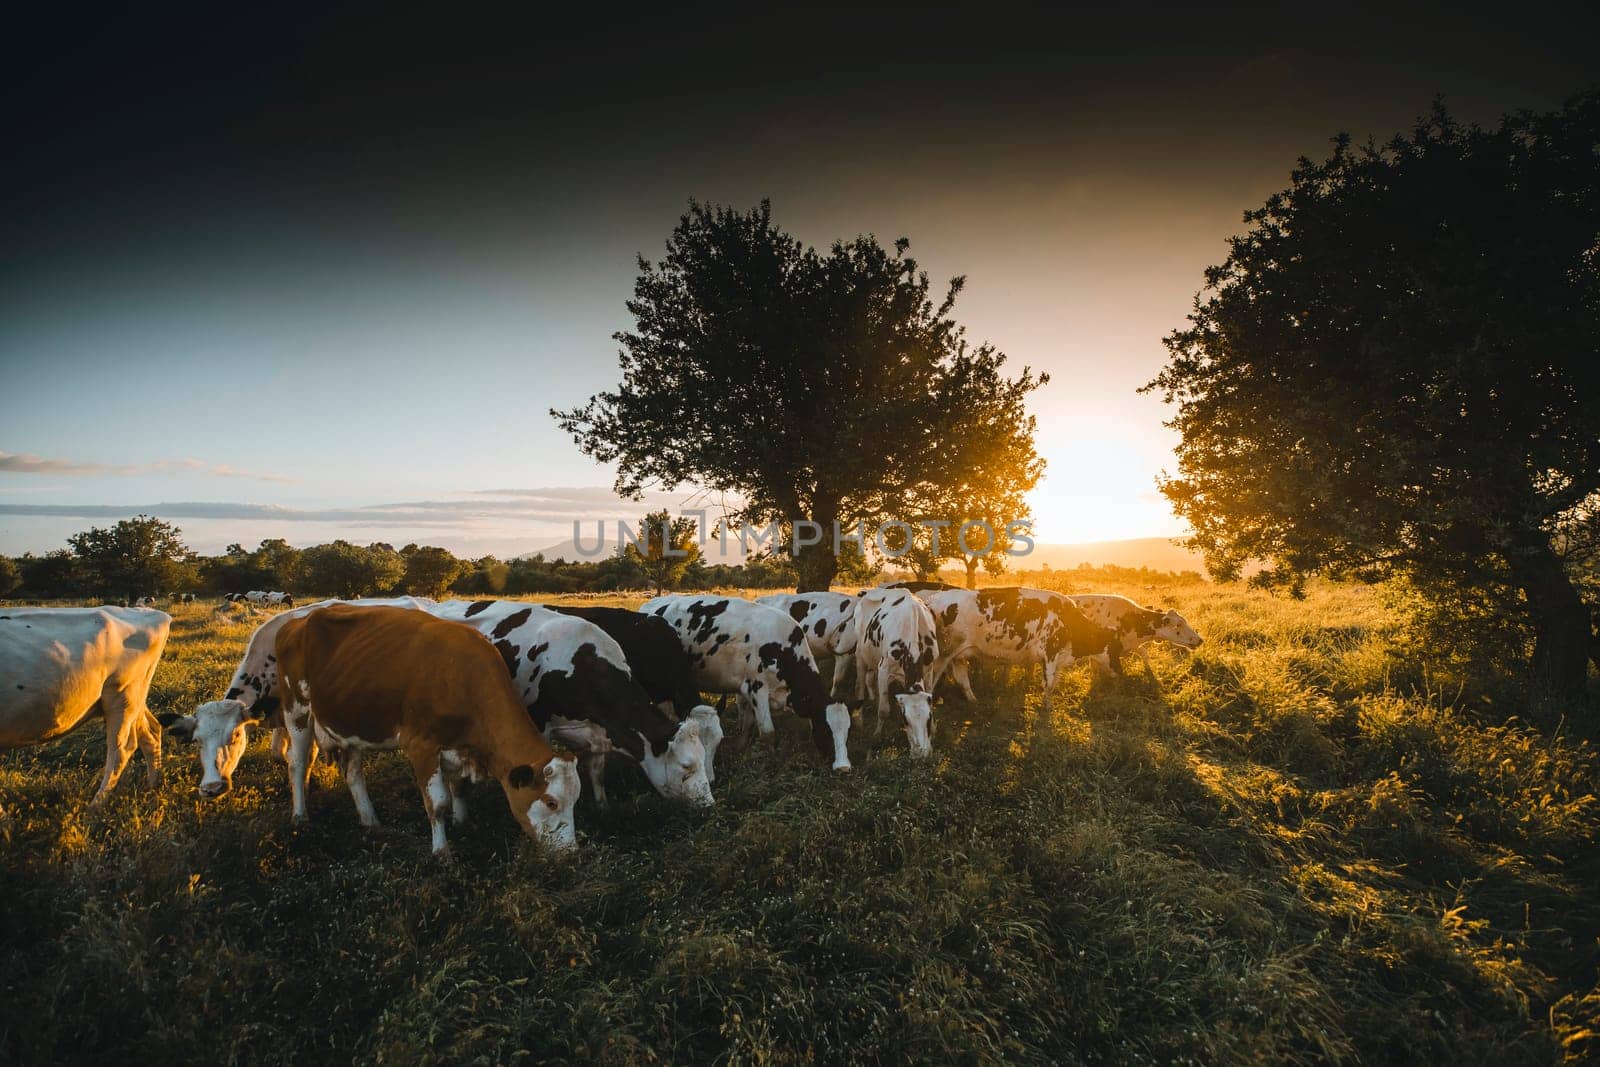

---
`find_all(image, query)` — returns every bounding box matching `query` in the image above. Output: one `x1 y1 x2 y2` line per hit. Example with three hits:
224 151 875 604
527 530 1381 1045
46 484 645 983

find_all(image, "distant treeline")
0 524 809 601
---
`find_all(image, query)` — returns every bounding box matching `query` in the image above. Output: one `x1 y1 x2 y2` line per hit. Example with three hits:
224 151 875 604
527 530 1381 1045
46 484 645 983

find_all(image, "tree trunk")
1505 533 1593 705
794 540 838 592
964 556 979 589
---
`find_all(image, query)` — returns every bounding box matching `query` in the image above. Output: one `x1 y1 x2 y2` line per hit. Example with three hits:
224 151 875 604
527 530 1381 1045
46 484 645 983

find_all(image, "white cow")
754 591 859 698
1 606 171 802
852 589 939 757
641 595 853 771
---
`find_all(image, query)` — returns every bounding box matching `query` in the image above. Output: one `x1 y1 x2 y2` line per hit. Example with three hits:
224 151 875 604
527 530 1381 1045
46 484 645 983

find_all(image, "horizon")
4 7 1595 557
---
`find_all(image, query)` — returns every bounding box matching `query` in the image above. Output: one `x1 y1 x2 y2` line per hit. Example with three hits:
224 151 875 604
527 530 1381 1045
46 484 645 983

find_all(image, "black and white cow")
545 604 724 779
134 596 157 607
879 579 960 594
641 595 852 771
923 588 1121 711
432 600 712 808
1061 593 1203 672
852 589 939 757
170 592 196 604
243 590 295 607
754 592 859 699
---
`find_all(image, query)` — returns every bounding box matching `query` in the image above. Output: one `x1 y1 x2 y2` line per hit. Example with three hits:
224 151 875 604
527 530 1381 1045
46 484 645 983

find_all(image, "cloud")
0 451 294 484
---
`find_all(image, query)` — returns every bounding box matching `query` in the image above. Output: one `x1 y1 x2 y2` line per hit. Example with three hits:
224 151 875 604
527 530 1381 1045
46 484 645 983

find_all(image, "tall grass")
2 578 1596 1064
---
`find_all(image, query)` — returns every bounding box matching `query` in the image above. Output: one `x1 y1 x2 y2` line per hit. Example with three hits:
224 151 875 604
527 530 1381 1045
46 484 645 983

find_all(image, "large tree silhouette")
1146 92 1600 702
554 201 1045 590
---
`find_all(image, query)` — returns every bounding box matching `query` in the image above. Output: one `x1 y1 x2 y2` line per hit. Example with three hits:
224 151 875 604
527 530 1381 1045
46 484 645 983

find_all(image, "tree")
67 515 189 599
301 541 405 599
553 200 1046 591
402 545 466 598
1145 92 1600 702
16 550 87 598
620 510 702 594
253 538 303 589
0 555 20 597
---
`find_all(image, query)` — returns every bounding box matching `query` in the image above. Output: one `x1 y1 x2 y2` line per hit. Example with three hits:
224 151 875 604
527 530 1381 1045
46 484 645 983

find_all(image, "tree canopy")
553 200 1046 590
66 515 190 598
1146 92 1600 701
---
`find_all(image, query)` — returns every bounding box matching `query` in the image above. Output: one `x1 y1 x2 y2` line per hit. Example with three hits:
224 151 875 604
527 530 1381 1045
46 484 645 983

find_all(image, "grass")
2 578 1597 1064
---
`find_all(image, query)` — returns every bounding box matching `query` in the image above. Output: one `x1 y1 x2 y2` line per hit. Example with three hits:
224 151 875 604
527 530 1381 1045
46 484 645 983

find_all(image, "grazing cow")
1059 593 1202 672
169 592 196 604
0 606 171 801
641 595 852 771
754 592 859 699
433 600 712 807
223 593 243 603
923 588 1121 711
852 590 939 757
545 604 725 781
244 590 295 607
275 604 581 853
134 596 157 607
161 597 435 796
879 579 960 594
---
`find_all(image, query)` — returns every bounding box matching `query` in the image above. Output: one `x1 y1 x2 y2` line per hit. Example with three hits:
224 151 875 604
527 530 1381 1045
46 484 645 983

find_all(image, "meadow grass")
2 578 1597 1064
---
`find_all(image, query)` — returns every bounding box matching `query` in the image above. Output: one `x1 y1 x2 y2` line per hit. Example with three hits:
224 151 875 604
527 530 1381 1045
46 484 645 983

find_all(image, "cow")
1 606 171 802
1060 593 1203 672
134 596 157 607
432 600 712 807
544 604 725 781
754 592 859 699
923 588 1121 711
641 595 852 771
160 597 436 797
274 604 581 853
879 579 960 594
169 592 196 604
243 591 295 606
851 589 939 757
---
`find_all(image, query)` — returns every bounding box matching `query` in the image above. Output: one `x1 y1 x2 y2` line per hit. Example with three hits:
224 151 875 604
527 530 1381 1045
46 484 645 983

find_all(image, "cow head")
686 704 724 782
639 719 713 806
1152 609 1202 649
159 699 263 797
895 686 934 758
506 754 581 849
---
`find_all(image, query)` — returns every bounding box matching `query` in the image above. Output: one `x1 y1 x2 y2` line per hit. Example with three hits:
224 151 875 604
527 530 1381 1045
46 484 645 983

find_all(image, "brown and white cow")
0 606 171 802
274 604 581 854
161 597 434 797
852 589 939 757
922 588 1121 711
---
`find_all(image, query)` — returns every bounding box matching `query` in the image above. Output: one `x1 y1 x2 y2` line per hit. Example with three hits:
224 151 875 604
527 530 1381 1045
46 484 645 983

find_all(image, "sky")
3 5 1596 557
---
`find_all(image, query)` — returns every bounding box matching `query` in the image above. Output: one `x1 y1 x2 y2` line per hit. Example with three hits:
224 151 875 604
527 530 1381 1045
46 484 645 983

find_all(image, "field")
3 577 1598 1065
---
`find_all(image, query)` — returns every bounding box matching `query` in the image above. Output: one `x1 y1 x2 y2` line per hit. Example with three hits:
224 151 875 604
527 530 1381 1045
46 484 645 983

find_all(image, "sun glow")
1024 414 1185 545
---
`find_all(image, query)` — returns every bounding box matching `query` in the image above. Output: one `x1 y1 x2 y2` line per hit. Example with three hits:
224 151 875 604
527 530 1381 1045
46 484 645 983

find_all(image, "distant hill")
522 534 1205 574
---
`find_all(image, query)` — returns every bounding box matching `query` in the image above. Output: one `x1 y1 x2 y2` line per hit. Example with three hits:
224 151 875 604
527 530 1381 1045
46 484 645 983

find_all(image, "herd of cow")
0 582 1201 855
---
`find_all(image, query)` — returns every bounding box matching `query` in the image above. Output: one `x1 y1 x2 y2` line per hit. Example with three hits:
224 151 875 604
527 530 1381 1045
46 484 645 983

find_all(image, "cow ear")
507 764 537 789
160 714 197 740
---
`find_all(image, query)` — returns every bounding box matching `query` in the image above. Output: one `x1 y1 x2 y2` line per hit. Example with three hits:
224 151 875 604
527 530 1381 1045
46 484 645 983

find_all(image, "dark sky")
2 4 1596 553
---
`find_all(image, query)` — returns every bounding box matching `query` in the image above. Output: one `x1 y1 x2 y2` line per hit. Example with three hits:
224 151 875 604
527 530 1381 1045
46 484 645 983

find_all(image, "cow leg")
283 708 317 822
270 726 290 763
947 655 977 703
341 748 380 827
1040 656 1062 713
751 686 776 748
126 649 164 787
447 777 470 825
584 751 610 809
407 746 452 856
874 663 893 739
830 653 853 703
91 691 141 805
